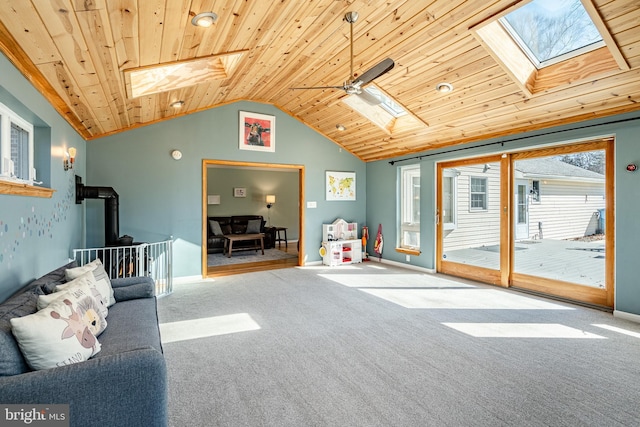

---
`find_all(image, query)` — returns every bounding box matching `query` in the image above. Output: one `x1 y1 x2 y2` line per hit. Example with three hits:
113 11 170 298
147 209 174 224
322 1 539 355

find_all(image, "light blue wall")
86 101 365 277
367 111 640 315
0 53 86 302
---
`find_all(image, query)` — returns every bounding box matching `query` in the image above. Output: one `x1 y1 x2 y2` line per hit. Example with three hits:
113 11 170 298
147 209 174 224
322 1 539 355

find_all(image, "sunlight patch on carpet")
593 324 640 339
319 274 475 289
360 288 574 310
160 313 260 344
443 323 605 338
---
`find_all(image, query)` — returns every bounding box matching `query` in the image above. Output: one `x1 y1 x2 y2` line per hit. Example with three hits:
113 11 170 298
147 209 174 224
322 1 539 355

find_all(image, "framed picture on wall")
326 171 356 201
239 111 275 152
234 187 247 198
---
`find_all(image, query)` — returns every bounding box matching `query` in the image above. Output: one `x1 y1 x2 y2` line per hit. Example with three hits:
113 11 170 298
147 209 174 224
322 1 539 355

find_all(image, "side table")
272 227 288 250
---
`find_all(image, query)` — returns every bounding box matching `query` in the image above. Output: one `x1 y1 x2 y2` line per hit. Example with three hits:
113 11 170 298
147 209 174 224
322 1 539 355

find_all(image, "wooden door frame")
201 159 305 278
509 139 614 307
436 154 509 287
436 138 614 308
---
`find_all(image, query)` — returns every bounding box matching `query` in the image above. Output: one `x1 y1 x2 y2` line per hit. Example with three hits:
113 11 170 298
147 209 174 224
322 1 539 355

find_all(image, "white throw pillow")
39 280 108 337
55 272 109 319
11 293 102 371
66 259 115 307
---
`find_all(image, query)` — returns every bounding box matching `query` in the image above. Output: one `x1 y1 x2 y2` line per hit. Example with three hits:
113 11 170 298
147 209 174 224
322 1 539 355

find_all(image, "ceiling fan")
289 12 394 105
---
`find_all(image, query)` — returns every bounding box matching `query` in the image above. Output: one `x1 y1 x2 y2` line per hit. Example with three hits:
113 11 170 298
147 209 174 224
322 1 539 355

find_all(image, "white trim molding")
613 310 640 324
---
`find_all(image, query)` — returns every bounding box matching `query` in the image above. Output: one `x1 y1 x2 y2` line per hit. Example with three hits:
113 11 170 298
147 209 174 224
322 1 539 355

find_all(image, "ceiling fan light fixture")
192 12 218 28
436 82 453 93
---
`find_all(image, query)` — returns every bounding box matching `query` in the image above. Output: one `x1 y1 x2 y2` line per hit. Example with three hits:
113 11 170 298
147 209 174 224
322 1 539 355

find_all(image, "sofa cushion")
0 286 41 376
31 260 77 294
231 222 247 234
66 259 115 307
209 220 224 236
246 218 261 233
10 293 102 371
95 298 162 358
113 282 155 302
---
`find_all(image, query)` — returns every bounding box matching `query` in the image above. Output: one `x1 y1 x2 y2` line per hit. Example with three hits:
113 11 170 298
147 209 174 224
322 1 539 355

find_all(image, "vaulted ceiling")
0 0 638 162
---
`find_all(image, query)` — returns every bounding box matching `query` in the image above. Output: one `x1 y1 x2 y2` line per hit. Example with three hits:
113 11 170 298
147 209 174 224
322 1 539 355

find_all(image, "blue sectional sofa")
0 261 167 427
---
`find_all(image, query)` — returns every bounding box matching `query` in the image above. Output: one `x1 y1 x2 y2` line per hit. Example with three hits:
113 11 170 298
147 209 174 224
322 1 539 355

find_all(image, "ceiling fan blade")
356 90 382 105
352 58 395 86
289 85 345 90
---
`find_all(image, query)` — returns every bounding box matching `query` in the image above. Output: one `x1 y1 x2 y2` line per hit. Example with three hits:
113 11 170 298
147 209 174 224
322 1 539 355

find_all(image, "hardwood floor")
206 242 299 278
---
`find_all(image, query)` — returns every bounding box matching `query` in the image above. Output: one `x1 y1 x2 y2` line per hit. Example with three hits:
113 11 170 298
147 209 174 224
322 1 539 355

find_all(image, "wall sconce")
266 195 276 227
64 147 76 171
207 195 221 205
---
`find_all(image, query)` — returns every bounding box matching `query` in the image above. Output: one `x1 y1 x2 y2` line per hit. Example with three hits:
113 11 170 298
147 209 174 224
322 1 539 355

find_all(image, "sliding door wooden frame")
510 138 614 307
201 159 305 279
437 154 508 287
436 138 614 308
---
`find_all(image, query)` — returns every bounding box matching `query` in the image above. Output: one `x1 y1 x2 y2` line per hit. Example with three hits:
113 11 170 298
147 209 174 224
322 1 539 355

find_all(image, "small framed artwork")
233 187 247 198
326 171 356 201
239 111 275 152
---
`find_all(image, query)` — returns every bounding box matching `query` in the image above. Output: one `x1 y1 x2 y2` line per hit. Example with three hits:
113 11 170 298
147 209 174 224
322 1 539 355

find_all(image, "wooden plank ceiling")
0 0 638 162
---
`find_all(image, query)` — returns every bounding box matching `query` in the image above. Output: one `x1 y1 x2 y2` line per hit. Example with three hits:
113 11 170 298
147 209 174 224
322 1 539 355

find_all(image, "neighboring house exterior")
515 157 605 241
442 158 605 252
442 162 502 253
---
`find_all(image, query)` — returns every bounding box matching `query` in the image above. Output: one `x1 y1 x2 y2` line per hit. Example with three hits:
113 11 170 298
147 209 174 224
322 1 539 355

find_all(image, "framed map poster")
326 171 356 201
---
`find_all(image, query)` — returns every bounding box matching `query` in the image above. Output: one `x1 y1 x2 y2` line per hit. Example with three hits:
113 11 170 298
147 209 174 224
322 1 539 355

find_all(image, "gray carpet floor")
208 248 297 267
157 263 640 427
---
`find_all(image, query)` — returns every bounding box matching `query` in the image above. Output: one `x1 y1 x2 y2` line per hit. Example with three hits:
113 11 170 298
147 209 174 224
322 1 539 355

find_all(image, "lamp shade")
208 195 221 205
266 195 276 204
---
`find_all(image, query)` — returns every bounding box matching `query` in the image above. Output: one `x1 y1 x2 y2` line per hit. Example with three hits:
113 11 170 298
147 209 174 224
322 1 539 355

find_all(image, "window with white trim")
0 101 35 183
469 177 488 210
399 165 420 249
442 169 458 230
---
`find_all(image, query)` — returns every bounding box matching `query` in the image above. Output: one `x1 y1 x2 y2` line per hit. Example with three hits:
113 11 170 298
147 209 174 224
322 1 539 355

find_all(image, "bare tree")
557 151 605 174
503 0 601 63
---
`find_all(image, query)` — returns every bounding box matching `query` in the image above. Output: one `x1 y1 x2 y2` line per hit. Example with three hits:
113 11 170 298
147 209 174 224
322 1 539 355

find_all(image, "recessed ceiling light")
170 100 185 108
435 82 453 93
336 124 346 131
191 12 218 28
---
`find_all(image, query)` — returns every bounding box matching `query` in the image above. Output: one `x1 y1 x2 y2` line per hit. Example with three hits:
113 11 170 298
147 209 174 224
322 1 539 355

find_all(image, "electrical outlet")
406 254 410 262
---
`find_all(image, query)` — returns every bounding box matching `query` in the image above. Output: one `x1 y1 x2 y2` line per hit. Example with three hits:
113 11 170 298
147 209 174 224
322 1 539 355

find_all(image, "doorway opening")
202 159 304 278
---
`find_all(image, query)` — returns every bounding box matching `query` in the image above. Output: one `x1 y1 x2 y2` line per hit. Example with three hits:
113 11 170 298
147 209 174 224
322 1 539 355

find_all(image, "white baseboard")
613 310 640 324
302 258 436 272
172 275 216 285
375 257 436 274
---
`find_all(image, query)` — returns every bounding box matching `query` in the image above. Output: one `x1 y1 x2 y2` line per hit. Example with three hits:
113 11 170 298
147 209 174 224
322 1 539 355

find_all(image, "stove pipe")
75 176 120 246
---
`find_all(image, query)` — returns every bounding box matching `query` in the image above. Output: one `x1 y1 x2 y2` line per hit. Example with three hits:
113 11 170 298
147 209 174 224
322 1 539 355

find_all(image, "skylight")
499 0 604 68
363 86 407 118
341 84 418 134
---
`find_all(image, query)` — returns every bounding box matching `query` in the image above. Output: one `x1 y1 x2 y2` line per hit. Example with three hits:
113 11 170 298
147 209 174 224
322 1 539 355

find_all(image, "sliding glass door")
437 155 508 286
437 140 614 307
510 141 613 307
